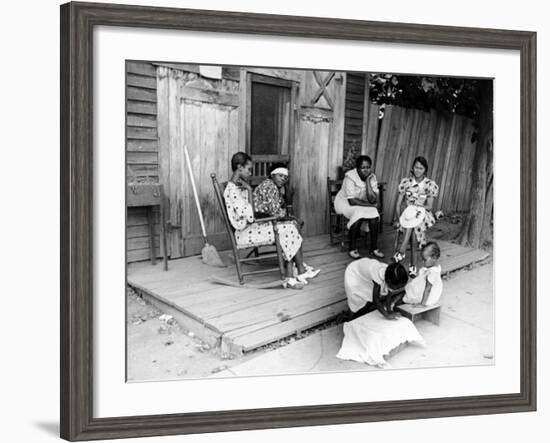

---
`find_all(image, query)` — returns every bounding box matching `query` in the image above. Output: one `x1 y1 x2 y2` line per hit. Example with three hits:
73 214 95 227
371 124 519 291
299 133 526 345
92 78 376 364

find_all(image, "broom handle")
182 145 207 239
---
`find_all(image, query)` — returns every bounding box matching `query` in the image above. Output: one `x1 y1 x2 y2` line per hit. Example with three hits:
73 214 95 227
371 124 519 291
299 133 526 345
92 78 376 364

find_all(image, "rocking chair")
211 173 286 285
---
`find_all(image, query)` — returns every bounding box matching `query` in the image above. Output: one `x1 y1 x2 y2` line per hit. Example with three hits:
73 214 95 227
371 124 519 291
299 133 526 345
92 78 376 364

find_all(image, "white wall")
1 1 546 442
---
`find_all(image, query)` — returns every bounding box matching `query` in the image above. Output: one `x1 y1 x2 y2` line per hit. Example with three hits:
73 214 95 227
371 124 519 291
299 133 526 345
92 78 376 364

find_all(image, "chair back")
211 174 240 251
326 177 343 212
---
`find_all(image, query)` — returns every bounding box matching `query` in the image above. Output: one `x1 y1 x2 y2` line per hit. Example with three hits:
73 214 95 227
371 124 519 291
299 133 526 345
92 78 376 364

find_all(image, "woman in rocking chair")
224 152 319 289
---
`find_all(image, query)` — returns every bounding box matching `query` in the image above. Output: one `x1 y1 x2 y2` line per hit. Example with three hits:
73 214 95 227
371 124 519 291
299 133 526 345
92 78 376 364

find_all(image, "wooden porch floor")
127 232 489 355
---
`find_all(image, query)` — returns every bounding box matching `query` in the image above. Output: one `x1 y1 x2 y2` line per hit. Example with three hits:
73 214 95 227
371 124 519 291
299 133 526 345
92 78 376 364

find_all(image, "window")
248 74 294 156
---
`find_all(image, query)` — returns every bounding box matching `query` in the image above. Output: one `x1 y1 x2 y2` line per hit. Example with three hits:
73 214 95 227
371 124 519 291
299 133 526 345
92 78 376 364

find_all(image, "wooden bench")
395 303 441 325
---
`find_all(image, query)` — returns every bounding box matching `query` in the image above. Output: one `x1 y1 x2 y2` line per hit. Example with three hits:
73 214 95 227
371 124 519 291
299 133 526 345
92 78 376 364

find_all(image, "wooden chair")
326 177 349 250
211 173 286 285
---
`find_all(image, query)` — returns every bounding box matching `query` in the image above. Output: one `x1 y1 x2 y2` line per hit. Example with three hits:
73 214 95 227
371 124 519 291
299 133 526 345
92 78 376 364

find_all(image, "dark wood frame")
60 1 537 441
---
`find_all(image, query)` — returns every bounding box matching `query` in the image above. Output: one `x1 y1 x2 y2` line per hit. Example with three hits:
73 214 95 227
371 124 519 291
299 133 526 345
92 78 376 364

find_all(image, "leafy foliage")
369 74 488 127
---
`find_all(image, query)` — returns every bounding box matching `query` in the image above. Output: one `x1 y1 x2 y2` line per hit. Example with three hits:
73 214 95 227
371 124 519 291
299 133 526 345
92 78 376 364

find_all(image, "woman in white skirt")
334 155 384 259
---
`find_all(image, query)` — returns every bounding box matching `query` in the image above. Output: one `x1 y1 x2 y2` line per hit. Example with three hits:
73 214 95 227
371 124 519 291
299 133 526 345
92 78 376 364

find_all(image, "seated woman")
253 163 320 282
334 155 384 259
223 153 318 289
392 156 439 265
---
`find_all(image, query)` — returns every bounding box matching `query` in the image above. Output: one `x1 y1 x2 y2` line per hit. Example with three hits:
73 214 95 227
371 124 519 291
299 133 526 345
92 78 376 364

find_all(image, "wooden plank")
168 71 183 258
438 114 459 213
208 280 346 333
127 224 161 238
227 300 349 352
127 165 159 180
127 139 158 152
127 151 158 165
245 67 302 83
156 66 171 259
329 71 346 192
346 101 365 111
127 86 157 103
180 86 239 107
127 207 160 226
366 103 380 161
361 73 370 155
126 61 156 77
127 101 157 115
127 248 162 262
127 114 157 128
127 236 161 251
127 74 157 90
190 262 349 317
127 126 158 140
345 109 364 120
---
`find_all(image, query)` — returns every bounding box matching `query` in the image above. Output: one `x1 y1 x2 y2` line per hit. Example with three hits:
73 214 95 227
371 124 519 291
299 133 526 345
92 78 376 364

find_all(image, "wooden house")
126 61 488 354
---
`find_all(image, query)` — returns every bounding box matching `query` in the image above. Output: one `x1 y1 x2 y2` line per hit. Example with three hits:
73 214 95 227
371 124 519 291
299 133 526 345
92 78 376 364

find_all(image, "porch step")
221 300 349 355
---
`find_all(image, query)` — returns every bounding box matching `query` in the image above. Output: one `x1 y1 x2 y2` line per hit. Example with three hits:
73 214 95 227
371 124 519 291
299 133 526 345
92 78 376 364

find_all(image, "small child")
344 258 409 320
401 241 442 307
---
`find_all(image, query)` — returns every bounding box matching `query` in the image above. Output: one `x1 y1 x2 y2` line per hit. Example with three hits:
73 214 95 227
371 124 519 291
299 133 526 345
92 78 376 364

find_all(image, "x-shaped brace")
310 71 335 109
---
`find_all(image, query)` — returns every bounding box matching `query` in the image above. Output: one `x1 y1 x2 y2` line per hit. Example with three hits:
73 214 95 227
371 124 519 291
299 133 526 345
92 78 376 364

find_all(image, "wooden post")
361 73 370 155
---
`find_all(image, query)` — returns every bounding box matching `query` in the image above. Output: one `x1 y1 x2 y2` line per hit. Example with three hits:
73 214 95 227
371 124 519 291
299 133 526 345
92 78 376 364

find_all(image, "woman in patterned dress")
223 153 317 288
392 156 439 261
253 163 320 282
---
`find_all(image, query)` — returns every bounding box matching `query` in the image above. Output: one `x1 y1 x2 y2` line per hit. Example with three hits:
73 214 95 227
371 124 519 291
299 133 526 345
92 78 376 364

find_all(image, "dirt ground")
127 213 492 381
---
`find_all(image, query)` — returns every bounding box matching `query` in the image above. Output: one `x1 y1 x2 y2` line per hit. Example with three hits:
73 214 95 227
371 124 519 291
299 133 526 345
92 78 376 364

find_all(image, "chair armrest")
255 215 284 223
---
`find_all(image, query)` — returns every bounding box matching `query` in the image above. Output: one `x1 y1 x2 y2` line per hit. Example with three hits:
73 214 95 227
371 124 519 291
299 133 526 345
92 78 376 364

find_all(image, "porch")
127 230 489 356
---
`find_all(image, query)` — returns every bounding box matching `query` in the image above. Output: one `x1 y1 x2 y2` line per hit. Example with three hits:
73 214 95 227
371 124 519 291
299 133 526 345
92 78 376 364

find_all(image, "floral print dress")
224 181 301 261
397 176 439 246
253 179 303 261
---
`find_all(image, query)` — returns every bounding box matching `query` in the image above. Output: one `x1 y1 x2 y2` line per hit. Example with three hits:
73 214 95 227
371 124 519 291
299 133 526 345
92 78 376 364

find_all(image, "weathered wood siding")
291 71 346 236
157 67 240 258
126 61 162 262
363 105 478 222
342 73 366 170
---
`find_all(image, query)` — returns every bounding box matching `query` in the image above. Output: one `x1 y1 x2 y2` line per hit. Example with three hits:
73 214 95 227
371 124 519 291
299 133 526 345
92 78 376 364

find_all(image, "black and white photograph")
125 62 494 381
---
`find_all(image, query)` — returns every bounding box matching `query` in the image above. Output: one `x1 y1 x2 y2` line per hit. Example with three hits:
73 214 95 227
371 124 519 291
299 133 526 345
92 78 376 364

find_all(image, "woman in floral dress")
253 163 320 282
223 153 318 288
392 156 439 261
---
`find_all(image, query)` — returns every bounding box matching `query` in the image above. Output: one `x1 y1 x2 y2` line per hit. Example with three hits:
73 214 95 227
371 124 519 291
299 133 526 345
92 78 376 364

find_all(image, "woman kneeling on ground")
344 257 409 320
223 152 319 289
334 155 384 260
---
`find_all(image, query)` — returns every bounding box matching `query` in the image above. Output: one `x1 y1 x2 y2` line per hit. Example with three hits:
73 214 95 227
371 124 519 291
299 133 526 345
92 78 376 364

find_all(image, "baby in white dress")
403 241 442 306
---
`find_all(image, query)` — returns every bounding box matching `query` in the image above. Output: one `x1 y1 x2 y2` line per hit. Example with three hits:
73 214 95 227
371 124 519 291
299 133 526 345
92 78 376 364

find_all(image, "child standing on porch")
401 241 443 307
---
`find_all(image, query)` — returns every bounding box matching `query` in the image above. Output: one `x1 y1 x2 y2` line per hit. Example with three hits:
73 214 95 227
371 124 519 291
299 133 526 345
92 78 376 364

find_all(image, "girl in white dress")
402 242 443 306
334 155 384 259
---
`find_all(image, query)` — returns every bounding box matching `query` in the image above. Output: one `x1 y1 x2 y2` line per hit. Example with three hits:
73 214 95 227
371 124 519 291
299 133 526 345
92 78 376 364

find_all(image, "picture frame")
60 1 537 441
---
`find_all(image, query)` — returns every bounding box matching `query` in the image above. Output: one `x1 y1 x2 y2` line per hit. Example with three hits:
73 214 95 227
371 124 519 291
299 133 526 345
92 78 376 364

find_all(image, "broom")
182 144 226 268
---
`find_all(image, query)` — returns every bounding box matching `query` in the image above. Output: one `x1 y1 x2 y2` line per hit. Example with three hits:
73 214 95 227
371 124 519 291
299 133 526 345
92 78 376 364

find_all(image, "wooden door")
157 66 239 258
291 71 347 236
